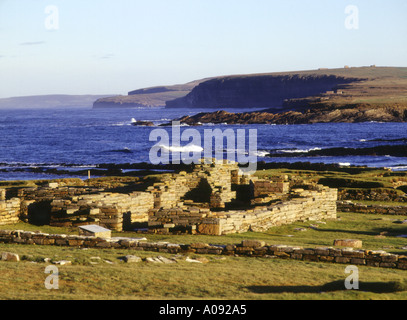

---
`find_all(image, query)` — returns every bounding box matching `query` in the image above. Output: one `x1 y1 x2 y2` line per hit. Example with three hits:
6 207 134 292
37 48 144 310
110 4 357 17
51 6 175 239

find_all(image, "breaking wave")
159 144 204 153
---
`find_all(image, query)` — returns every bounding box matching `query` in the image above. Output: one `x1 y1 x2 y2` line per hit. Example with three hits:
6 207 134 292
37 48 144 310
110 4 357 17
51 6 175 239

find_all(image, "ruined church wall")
198 186 338 235
0 189 20 226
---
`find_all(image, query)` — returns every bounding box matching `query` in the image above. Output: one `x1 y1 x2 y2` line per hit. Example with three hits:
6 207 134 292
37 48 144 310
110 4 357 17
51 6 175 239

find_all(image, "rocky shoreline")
267 144 407 158
171 104 407 126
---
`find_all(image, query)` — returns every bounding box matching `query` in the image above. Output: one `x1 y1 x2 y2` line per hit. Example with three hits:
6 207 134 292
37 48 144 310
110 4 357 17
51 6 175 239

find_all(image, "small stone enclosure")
0 159 338 235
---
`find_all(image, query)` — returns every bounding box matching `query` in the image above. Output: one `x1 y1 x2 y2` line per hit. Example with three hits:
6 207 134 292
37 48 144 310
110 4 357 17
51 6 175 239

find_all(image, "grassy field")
1 166 407 300
1 211 407 300
1 244 407 301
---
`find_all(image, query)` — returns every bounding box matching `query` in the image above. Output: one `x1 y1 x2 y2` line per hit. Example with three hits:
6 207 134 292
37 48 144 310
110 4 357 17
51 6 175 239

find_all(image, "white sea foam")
280 147 322 154
160 144 204 153
252 150 269 157
388 166 407 171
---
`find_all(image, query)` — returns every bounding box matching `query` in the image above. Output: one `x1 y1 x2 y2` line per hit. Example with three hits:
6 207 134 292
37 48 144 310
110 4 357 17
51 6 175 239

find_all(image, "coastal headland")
94 66 407 124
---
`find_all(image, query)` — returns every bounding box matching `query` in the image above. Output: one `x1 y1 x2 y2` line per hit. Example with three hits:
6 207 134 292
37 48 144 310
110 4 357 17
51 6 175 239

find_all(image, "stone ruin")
0 189 20 225
0 159 338 235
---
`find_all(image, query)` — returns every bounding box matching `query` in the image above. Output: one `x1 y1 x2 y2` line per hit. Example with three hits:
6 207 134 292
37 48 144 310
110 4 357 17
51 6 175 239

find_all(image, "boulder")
124 255 142 263
1 252 20 262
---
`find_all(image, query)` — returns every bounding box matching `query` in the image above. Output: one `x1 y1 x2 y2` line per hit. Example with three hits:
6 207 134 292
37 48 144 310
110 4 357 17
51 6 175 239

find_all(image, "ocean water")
1 107 407 180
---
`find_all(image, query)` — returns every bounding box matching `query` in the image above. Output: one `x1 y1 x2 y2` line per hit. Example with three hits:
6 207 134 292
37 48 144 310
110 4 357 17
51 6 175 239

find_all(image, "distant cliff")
93 79 210 109
165 74 359 110
93 67 407 113
163 67 407 124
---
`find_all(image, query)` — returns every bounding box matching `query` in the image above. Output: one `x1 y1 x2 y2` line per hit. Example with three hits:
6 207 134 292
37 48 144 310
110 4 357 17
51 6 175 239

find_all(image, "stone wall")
251 177 290 198
147 160 240 210
147 173 198 210
15 185 104 202
144 160 338 235
10 184 154 231
198 186 338 235
0 230 405 270
16 185 105 223
0 159 339 236
148 204 212 233
0 189 20 226
49 192 154 231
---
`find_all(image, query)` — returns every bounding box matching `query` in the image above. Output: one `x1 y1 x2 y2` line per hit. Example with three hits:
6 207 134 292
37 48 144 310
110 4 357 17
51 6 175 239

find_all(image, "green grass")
1 210 407 300
1 242 407 300
1 166 407 300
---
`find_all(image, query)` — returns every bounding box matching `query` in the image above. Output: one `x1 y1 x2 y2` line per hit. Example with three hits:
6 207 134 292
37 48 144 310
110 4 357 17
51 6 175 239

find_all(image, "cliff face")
93 79 210 109
93 67 407 111
93 91 190 109
165 74 358 109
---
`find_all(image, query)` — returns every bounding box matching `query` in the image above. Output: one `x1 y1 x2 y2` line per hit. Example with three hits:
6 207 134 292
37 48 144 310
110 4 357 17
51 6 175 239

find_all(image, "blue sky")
0 0 406 98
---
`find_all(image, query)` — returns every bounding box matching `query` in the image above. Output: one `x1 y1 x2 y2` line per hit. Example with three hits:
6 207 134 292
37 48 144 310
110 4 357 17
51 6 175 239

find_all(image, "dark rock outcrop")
170 104 407 126
131 120 155 127
267 144 407 158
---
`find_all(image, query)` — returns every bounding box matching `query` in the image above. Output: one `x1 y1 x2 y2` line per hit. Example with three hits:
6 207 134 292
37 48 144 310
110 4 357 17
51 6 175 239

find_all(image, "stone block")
333 239 362 248
303 254 319 262
274 252 290 259
351 258 366 265
319 256 335 262
380 254 398 263
68 239 84 247
335 256 351 264
397 262 407 270
55 239 68 246
235 247 254 255
190 243 209 249
379 262 396 268
197 223 221 236
124 255 142 263
241 240 266 248
1 252 20 262
78 225 111 239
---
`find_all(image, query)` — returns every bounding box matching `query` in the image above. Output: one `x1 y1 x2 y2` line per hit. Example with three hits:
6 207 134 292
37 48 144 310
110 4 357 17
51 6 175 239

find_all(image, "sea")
1 106 407 181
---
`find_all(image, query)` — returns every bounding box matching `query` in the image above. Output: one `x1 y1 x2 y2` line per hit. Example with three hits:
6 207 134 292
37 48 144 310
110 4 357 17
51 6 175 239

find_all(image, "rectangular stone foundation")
197 187 337 235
